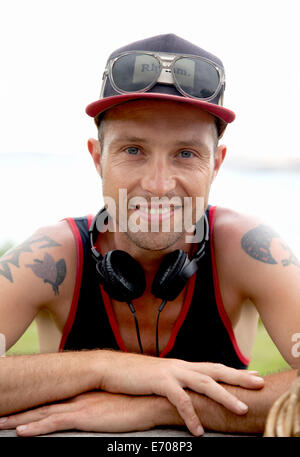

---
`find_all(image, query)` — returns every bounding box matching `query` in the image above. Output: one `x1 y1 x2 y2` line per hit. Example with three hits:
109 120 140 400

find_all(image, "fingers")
159 365 257 433
15 412 75 437
165 383 204 437
154 362 264 435
184 371 249 415
191 363 264 390
0 402 77 430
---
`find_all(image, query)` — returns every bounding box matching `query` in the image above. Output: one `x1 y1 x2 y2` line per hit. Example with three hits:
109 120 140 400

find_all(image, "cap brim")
85 92 235 125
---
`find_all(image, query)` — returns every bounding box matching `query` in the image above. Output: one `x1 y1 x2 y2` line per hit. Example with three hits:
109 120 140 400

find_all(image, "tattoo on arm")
26 253 67 295
241 225 278 264
0 235 63 284
241 225 300 271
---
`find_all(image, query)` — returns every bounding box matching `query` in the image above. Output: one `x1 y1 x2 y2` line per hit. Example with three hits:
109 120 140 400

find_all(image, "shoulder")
1 218 78 269
0 217 81 310
211 205 281 295
212 205 265 252
212 205 299 297
32 218 77 260
0 217 84 348
212 205 289 263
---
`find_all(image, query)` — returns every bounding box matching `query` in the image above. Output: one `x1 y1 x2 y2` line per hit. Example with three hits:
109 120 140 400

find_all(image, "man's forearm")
1 349 290 437
0 366 296 436
0 351 107 415
156 370 298 434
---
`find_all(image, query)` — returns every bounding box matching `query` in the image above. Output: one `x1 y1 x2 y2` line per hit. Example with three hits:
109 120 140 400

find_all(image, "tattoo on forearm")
241 225 278 264
0 235 62 283
280 243 300 270
26 253 66 295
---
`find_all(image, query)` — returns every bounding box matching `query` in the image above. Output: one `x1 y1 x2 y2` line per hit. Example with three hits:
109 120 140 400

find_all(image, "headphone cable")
127 302 144 354
156 299 168 357
127 299 168 357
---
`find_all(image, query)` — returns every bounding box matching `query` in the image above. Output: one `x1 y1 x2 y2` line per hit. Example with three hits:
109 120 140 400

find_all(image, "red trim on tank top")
87 214 94 229
159 273 196 357
209 206 250 366
59 215 94 351
100 245 197 357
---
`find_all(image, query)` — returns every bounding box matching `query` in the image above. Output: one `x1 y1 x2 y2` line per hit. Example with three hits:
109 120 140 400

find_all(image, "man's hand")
0 391 164 437
99 352 264 436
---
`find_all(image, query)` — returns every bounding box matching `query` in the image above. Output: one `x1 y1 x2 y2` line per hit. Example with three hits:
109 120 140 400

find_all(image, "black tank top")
59 205 249 369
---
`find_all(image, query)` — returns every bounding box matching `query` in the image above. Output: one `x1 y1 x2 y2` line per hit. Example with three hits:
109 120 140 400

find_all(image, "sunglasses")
100 51 225 104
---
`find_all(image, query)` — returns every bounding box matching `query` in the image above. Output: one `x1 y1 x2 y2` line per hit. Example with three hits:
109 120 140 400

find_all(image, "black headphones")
89 207 209 356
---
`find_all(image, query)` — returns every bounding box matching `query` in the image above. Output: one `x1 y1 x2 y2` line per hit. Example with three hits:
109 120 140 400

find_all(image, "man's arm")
0 349 264 436
214 208 300 369
241 224 300 368
155 370 297 435
190 370 298 434
0 351 107 414
0 224 109 413
0 370 296 436
0 221 76 351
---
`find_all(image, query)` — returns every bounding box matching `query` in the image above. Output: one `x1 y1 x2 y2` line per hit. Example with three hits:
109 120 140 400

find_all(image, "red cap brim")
85 92 235 125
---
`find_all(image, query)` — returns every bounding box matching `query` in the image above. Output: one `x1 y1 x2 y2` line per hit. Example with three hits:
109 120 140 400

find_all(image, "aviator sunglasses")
100 51 226 104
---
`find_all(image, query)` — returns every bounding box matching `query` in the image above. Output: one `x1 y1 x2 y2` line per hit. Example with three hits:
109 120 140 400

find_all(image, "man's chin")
124 230 186 252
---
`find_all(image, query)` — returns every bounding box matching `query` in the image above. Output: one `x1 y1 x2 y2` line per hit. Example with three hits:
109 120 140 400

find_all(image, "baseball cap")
85 34 235 137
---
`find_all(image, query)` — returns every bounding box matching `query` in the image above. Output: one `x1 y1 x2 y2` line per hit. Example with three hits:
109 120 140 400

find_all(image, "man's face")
91 99 225 252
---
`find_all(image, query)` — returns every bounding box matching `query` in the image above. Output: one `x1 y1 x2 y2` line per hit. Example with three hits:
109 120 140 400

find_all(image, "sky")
1 0 299 159
0 0 300 244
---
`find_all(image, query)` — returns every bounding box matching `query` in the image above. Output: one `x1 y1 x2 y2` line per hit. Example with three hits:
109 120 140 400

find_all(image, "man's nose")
140 157 176 196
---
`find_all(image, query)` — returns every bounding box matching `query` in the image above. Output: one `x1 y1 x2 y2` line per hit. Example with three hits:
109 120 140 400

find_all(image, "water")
1 152 300 258
210 166 300 257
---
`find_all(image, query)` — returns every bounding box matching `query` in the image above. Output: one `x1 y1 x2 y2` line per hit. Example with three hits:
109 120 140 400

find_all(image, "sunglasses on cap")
100 51 226 105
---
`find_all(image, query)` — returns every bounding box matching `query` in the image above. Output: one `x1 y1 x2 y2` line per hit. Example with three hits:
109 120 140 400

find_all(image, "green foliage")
248 321 290 375
7 322 40 355
0 240 14 257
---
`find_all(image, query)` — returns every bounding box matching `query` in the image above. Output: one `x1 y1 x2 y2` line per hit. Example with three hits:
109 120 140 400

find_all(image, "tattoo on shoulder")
241 225 300 271
26 253 67 295
241 224 278 264
0 234 62 284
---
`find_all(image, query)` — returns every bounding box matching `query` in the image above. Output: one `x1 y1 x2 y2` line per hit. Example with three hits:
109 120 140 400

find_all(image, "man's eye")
126 147 140 155
179 150 194 159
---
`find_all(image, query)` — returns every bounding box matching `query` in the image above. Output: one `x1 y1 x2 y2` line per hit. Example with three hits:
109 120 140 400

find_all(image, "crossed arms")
0 348 297 437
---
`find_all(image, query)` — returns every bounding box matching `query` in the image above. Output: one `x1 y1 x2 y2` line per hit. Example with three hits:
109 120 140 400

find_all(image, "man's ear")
211 144 226 182
88 138 102 177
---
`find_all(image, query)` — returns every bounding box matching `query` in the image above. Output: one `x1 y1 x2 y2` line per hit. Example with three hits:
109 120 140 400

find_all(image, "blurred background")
0 0 299 374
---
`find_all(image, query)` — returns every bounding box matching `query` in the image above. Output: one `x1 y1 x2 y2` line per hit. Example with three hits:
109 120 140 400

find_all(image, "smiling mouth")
132 204 181 213
129 203 182 213
127 203 183 224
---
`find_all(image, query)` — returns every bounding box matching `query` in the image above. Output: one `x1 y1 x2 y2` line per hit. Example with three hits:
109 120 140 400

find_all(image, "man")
0 34 299 437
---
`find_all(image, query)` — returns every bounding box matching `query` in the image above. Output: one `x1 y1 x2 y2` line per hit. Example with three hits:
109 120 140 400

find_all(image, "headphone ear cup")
151 250 189 301
100 250 146 302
